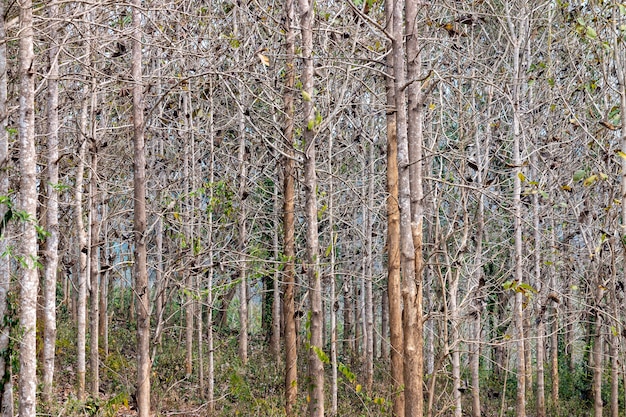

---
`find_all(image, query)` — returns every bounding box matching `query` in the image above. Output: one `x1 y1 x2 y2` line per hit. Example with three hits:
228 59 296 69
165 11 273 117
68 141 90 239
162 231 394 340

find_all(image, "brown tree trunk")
385 5 403 413
403 0 424 413
298 0 323 412
283 0 298 410
131 1 151 415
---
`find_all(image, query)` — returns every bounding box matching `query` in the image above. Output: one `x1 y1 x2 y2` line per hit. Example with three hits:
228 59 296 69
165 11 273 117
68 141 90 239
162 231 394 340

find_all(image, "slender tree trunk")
508 7 527 415
100 224 109 357
0 3 13 413
271 169 281 360
380 289 389 360
592 303 604 417
42 0 60 403
207 79 216 415
283 0 298 410
403 0 424 413
17 1 38 415
76 131 88 402
131 1 151 415
89 135 100 398
364 141 375 393
385 2 404 412
328 131 338 417
298 0 323 413
237 100 248 366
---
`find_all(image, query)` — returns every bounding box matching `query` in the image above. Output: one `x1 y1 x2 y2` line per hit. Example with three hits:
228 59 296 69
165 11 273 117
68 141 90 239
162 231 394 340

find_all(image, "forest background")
1 0 625 417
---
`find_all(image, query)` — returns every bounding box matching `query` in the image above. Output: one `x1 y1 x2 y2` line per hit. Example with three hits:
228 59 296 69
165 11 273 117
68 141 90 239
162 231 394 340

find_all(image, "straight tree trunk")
385 0 404 411
403 0 425 413
592 304 604 417
89 137 100 398
207 84 215 412
380 289 389 360
283 0 298 410
17 1 38 416
237 101 248 366
270 170 281 360
533 160 545 417
0 2 13 413
508 6 528 415
131 1 151 415
298 0 323 413
328 131 338 417
364 141 375 393
76 129 88 402
42 0 60 403
100 226 109 357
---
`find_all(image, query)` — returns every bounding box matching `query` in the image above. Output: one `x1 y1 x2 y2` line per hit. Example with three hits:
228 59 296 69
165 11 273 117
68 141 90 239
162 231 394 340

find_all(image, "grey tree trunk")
42 0 60 404
17 1 38 415
131 1 151 415
0 2 13 414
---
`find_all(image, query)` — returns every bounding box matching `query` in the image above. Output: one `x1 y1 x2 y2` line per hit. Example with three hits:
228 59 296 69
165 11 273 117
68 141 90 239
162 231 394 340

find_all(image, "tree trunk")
237 89 248 367
509 6 527 415
76 132 88 402
42 0 60 404
270 173 281 359
592 306 603 417
328 132 338 416
283 0 298 410
364 140 375 393
380 289 389 360
298 0 323 413
403 0 425 413
17 1 37 415
0 3 13 413
384 4 403 412
131 1 151 415
89 137 100 398
207 79 216 415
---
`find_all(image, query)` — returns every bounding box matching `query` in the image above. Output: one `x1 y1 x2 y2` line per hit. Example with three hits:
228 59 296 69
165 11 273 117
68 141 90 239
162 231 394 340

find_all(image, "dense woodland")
2 0 626 416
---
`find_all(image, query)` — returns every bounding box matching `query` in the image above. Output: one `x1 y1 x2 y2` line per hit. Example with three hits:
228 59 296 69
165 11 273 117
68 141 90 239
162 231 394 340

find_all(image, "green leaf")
312 345 329 364
517 172 526 182
573 169 586 182
301 90 312 102
585 25 597 39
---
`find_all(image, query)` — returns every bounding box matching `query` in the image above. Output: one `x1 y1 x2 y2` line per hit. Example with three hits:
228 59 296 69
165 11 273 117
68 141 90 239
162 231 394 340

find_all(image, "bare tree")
131 1 151 415
283 0 298 410
17 1 37 415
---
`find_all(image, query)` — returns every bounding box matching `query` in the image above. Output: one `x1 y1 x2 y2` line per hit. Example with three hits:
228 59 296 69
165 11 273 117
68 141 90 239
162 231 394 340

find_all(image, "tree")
131 1 151 415
283 0 298 411
17 1 37 416
42 0 60 403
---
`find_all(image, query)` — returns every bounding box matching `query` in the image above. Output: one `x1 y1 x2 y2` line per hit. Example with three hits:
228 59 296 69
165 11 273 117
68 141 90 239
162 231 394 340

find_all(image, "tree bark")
131 1 151 415
385 1 404 412
298 0 323 413
42 0 60 404
0 2 13 413
17 1 38 416
283 0 298 410
89 135 100 398
402 0 424 413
